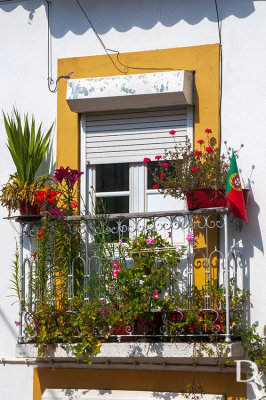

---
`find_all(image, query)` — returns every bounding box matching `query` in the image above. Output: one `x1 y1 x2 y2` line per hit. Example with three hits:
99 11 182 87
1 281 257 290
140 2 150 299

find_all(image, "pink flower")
153 184 159 189
112 271 118 278
118 240 123 245
155 155 162 161
15 321 20 327
194 151 202 158
206 147 214 153
186 233 195 242
197 140 204 144
153 289 159 299
143 157 151 164
205 128 212 133
146 238 154 245
163 162 169 168
70 201 78 209
116 267 122 273
98 308 102 312
112 262 119 268
191 167 199 172
159 173 165 178
169 130 176 135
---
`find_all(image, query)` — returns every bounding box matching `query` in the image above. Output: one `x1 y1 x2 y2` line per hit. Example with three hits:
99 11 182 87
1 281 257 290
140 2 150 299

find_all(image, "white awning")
66 70 194 113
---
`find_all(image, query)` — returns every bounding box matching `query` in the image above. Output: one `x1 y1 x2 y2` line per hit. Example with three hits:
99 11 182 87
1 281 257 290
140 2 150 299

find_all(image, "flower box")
186 188 249 210
167 310 225 334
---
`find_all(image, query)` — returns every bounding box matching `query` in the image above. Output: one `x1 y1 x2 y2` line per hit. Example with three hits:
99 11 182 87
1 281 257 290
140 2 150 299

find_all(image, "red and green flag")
225 152 247 223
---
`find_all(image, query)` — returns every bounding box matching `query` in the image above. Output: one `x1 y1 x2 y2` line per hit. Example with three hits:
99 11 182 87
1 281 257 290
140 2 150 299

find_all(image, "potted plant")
0 108 53 215
150 128 249 209
109 225 186 335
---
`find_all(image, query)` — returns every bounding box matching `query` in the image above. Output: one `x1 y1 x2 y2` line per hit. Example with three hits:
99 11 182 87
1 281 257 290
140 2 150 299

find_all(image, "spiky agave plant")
3 108 53 185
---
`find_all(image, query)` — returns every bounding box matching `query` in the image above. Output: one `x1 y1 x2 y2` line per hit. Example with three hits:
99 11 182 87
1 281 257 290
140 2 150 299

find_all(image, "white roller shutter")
85 106 191 164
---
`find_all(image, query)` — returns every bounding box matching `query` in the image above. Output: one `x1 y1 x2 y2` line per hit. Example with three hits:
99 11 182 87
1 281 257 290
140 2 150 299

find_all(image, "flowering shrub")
150 129 243 199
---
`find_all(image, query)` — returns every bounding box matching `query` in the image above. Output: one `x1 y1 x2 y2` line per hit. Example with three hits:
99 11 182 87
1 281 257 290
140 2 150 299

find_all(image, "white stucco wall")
0 1 265 399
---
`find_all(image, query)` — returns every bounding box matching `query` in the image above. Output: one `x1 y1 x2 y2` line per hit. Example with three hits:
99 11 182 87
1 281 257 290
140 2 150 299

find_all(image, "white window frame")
80 106 193 216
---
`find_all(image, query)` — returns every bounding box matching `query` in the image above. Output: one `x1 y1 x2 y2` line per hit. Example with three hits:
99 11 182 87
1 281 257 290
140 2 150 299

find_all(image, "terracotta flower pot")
186 188 249 210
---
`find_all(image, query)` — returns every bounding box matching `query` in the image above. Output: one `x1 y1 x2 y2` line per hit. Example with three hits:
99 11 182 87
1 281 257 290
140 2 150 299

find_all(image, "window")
81 106 193 217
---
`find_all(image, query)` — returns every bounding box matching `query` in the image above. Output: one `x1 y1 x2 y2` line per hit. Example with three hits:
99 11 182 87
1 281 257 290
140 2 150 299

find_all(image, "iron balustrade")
13 208 241 344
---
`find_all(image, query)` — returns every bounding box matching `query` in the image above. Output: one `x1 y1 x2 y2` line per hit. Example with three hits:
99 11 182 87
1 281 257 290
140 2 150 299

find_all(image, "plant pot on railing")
110 311 163 339
186 188 250 210
166 310 225 334
18 199 41 216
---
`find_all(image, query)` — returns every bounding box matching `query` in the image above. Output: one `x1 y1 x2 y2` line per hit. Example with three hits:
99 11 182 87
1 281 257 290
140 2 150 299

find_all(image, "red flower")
194 151 202 158
206 147 214 153
191 167 199 172
159 173 165 178
169 130 176 135
197 140 204 144
143 157 151 164
163 162 169 168
155 155 162 161
153 184 159 189
31 252 37 259
37 229 45 238
34 190 46 204
46 188 60 205
205 128 212 133
70 201 78 209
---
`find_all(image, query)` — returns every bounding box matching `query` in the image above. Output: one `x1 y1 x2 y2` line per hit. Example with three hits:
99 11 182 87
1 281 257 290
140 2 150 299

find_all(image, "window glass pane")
96 164 129 192
96 196 129 214
95 196 129 241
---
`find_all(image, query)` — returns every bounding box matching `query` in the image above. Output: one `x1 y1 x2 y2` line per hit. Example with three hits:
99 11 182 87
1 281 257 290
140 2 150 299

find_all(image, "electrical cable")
0 0 29 3
74 0 176 74
214 0 223 145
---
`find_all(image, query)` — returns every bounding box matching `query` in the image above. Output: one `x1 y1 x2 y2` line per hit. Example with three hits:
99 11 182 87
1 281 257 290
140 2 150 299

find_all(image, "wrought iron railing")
14 208 241 344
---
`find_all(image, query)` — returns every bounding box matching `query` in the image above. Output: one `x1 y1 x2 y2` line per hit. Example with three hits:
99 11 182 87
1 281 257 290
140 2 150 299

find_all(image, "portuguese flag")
225 152 247 223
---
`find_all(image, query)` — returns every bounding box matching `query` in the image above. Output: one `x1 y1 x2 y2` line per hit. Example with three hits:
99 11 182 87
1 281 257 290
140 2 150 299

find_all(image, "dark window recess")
147 161 175 189
96 164 129 192
96 196 129 214
147 161 159 189
95 196 129 241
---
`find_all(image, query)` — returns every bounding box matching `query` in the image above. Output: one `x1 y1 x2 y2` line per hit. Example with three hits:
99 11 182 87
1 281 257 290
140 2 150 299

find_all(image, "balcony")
13 208 247 363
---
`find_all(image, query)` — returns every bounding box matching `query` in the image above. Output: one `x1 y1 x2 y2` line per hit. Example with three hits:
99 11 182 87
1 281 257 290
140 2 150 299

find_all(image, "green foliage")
152 132 243 199
116 225 186 320
0 174 55 214
3 108 53 185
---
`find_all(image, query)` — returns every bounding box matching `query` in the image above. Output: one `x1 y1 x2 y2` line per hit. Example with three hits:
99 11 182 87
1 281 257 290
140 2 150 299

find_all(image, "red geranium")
163 162 169 168
206 147 214 153
191 167 199 172
143 157 151 164
155 155 162 161
153 184 159 189
194 151 202 158
70 201 78 209
197 140 204 144
169 130 176 136
205 128 212 133
159 173 165 178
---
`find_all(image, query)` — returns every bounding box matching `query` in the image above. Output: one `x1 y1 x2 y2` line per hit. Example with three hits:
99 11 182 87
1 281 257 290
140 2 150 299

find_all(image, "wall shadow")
1 0 256 38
